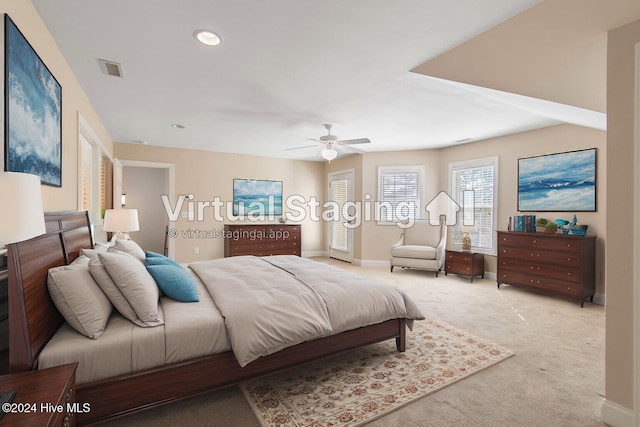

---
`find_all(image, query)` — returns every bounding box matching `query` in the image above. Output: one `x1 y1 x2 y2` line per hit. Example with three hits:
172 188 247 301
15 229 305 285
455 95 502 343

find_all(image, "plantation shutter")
80 138 92 211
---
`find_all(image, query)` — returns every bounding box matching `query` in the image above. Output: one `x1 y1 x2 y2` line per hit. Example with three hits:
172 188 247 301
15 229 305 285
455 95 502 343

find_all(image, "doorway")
114 159 175 258
328 169 354 263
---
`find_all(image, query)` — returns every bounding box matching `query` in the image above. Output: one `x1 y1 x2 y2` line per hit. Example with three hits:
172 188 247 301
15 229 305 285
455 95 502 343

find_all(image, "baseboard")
483 271 496 281
593 292 606 306
302 251 328 258
601 399 634 427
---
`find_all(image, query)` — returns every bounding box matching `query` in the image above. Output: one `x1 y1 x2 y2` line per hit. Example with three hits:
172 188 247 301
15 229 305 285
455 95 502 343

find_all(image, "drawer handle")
533 239 537 243
567 243 572 247
567 257 571 262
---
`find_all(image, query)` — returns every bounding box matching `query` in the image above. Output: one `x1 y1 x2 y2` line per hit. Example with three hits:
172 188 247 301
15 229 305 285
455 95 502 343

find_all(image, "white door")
328 170 354 263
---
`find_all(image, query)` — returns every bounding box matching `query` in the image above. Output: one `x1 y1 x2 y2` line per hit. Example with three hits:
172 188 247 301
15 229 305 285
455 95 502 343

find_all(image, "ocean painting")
518 148 596 212
5 15 62 187
233 179 283 216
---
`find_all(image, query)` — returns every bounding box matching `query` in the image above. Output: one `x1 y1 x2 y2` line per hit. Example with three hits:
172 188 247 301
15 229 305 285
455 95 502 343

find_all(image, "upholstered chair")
390 220 447 276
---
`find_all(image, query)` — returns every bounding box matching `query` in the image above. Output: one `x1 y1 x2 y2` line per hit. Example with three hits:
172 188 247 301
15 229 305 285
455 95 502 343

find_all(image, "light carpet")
240 319 514 427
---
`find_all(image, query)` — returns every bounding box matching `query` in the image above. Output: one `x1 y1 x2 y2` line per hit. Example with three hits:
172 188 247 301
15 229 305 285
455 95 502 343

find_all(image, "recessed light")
193 29 222 46
171 124 186 129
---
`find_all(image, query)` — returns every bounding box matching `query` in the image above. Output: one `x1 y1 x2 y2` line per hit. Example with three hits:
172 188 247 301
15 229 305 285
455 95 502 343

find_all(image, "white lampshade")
103 209 139 233
321 146 338 161
0 172 46 246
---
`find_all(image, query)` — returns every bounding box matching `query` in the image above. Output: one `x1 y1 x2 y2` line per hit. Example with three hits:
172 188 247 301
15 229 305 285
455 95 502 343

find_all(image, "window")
449 157 498 254
78 120 111 229
378 165 425 224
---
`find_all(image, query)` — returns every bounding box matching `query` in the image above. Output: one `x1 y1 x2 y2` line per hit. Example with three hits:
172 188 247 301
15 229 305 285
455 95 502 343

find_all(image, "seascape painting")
5 15 62 187
518 148 596 212
233 178 283 216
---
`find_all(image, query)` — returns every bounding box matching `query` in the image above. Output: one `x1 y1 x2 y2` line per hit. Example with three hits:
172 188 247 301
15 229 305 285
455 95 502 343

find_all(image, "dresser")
444 250 485 282
224 224 301 257
496 231 596 306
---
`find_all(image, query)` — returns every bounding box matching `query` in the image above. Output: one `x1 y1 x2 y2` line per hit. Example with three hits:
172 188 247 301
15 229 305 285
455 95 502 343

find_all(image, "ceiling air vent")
98 59 123 78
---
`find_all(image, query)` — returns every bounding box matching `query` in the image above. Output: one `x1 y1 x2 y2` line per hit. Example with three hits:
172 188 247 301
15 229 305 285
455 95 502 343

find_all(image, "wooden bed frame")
8 211 408 425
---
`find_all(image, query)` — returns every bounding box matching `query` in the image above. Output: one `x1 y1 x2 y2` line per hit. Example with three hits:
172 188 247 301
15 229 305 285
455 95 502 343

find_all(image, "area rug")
240 319 514 427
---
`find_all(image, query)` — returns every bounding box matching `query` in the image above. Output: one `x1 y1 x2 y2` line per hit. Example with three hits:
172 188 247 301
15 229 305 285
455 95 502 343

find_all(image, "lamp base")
110 232 131 242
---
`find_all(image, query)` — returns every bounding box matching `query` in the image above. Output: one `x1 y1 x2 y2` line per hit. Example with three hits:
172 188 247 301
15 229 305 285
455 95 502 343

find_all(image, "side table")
444 250 485 283
0 363 77 426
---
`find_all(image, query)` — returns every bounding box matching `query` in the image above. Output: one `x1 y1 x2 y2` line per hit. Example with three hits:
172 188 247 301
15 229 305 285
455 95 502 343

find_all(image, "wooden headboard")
7 211 93 372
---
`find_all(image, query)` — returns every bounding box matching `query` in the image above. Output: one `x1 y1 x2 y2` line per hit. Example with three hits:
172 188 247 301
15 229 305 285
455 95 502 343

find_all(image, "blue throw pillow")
146 264 199 302
145 251 181 268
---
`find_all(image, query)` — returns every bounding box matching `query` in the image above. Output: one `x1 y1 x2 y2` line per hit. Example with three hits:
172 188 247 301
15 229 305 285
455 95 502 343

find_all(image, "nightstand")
0 363 77 426
445 250 485 283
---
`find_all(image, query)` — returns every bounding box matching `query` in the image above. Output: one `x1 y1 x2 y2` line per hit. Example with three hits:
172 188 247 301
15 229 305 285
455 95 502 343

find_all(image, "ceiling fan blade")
337 138 370 145
286 144 320 151
339 144 366 154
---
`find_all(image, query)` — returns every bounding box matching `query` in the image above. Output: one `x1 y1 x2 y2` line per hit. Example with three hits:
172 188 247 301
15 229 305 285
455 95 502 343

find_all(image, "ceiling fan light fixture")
321 146 338 161
193 29 222 46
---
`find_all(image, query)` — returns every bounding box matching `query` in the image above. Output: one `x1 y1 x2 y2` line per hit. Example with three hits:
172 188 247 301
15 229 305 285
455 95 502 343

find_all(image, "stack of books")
508 215 537 232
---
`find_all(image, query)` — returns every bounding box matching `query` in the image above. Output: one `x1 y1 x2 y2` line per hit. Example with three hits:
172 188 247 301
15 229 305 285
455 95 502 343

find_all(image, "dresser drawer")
498 246 581 268
497 268 580 297
499 233 581 252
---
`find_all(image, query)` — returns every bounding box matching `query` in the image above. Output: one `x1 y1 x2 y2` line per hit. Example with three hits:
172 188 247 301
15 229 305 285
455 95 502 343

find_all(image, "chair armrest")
391 233 405 248
435 231 447 260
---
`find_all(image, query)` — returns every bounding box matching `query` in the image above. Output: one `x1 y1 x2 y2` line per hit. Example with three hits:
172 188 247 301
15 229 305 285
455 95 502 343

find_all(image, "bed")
7 211 423 425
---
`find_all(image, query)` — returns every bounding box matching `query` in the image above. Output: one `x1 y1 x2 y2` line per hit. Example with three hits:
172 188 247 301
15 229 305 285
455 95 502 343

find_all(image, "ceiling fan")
288 124 370 161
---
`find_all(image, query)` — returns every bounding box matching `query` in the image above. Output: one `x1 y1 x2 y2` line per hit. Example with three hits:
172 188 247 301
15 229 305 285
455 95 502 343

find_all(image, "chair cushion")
391 244 437 260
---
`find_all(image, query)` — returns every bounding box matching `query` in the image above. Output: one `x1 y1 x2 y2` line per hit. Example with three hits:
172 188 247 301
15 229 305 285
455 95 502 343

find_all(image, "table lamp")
0 172 46 248
461 224 476 251
103 209 139 241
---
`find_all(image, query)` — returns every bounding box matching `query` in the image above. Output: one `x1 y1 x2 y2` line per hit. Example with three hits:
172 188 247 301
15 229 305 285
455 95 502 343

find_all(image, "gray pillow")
88 254 160 327
48 263 112 339
98 252 162 327
114 239 145 262
81 242 109 258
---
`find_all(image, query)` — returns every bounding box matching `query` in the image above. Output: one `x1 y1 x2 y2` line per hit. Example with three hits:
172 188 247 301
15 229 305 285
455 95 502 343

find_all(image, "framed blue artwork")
4 14 62 187
233 178 283 216
518 148 596 212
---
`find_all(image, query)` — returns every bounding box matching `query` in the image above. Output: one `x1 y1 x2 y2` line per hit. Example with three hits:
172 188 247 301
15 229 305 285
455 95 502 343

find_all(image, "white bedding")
39 255 424 383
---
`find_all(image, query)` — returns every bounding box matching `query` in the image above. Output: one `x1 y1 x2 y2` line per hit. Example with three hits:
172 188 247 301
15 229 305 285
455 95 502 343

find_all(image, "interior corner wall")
1 1 113 212
604 17 640 418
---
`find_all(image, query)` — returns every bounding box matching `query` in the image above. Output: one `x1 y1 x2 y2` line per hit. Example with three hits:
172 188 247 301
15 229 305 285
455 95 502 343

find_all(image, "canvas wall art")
4 14 62 187
233 178 283 216
518 148 596 212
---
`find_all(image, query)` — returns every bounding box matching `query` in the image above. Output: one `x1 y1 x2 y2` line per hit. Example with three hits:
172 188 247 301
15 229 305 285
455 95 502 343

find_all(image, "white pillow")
113 239 145 262
48 263 112 339
98 252 162 327
88 254 159 327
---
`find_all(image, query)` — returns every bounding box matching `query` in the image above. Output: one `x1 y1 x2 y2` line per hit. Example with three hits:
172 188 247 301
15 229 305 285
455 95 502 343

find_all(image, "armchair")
390 220 447 276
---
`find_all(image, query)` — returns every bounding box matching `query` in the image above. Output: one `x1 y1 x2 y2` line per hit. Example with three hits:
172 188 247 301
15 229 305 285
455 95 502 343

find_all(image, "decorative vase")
462 233 471 251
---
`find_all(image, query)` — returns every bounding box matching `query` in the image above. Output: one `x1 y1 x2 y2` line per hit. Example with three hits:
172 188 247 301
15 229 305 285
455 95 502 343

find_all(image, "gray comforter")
189 255 424 367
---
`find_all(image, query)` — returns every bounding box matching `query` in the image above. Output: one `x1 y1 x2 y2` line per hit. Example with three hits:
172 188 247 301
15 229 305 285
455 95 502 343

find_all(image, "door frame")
327 169 355 263
114 159 176 259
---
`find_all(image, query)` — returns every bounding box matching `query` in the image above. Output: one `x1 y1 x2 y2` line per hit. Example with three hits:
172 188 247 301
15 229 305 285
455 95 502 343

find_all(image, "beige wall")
114 143 325 262
604 18 640 414
0 1 113 211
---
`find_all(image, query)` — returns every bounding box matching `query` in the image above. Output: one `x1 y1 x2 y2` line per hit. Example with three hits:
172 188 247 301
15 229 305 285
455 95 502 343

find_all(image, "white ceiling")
33 0 605 161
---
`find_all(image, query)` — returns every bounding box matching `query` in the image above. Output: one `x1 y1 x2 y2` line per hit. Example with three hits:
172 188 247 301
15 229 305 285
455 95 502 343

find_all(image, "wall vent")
98 59 124 78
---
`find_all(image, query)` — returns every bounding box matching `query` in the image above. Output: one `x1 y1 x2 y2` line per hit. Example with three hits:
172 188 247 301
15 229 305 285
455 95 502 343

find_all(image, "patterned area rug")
240 319 514 427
